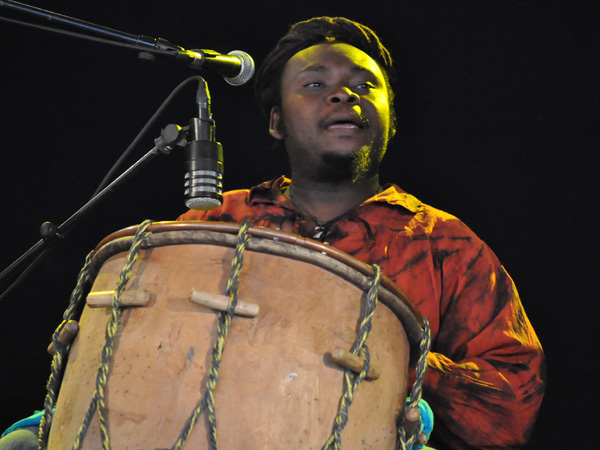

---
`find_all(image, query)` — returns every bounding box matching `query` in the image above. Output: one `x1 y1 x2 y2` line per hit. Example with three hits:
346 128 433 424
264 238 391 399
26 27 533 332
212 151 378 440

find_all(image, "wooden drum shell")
47 223 422 449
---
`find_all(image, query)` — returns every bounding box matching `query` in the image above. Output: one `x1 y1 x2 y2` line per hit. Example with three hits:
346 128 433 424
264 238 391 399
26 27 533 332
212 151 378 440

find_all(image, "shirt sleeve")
423 229 545 449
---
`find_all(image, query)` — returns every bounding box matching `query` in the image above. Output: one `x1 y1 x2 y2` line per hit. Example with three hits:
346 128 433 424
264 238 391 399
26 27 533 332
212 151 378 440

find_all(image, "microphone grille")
224 50 255 86
186 197 222 210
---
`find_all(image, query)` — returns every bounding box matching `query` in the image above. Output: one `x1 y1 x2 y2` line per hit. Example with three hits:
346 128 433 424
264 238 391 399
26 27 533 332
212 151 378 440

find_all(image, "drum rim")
92 221 425 364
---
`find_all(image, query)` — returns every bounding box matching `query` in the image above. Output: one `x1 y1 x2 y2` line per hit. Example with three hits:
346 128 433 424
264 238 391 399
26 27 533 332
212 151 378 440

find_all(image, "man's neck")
288 175 381 223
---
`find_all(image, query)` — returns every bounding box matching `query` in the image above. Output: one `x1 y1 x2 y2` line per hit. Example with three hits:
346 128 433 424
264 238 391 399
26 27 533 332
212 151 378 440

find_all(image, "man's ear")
269 106 284 140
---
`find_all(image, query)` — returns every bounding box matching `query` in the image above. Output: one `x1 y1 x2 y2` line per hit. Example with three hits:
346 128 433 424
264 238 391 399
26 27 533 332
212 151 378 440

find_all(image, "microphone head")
184 140 224 211
224 50 255 86
186 196 222 210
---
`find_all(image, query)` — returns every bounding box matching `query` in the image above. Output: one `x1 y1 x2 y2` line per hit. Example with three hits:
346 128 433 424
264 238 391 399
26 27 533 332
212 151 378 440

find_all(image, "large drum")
47 222 424 449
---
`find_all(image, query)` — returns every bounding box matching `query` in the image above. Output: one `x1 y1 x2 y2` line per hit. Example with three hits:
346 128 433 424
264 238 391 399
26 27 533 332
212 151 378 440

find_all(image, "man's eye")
357 82 375 90
305 82 323 87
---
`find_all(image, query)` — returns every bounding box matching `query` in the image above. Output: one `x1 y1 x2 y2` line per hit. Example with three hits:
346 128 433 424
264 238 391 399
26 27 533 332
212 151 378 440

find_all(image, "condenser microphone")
184 79 224 210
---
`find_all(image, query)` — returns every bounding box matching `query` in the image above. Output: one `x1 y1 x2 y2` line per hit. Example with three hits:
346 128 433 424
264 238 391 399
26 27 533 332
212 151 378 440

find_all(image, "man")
1 16 544 450
179 17 545 449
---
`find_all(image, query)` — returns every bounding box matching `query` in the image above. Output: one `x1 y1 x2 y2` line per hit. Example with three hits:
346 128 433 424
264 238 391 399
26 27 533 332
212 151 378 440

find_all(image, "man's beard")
317 145 384 182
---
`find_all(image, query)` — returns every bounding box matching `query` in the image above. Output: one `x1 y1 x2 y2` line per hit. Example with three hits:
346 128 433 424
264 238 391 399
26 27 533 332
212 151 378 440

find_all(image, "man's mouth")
323 114 368 131
327 121 362 130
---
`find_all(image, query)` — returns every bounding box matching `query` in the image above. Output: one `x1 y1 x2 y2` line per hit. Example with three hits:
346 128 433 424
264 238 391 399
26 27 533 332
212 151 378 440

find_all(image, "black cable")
0 246 51 304
92 75 202 196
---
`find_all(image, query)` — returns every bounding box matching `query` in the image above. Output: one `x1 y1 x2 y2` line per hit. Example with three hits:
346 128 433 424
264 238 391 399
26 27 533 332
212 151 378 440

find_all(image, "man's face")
269 42 394 183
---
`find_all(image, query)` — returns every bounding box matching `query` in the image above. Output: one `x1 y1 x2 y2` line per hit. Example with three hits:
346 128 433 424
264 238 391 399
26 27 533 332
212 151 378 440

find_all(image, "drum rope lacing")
397 318 431 450
37 219 153 450
37 250 95 450
76 219 154 450
168 220 253 450
322 264 382 450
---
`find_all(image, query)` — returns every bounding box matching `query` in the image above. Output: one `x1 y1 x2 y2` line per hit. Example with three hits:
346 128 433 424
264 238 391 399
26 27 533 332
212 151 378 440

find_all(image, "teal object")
405 398 434 450
1 409 48 438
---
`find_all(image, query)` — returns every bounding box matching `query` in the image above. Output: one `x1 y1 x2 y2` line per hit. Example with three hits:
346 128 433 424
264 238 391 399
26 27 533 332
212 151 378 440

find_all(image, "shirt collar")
248 176 292 206
248 176 422 214
367 183 423 213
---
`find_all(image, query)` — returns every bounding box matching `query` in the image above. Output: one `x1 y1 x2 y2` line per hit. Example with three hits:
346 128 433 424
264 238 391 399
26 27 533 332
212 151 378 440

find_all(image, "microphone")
184 79 224 210
138 36 255 85
186 49 255 86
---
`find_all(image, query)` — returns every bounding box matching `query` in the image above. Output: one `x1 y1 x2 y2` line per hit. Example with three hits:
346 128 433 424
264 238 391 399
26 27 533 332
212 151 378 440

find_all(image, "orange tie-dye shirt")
178 176 545 449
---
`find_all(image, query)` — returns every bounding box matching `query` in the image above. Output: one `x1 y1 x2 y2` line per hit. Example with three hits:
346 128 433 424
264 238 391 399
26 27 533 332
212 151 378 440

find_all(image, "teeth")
324 115 364 129
328 122 359 129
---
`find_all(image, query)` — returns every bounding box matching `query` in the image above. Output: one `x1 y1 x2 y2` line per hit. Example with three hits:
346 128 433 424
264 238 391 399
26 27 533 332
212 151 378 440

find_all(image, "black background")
0 1 597 448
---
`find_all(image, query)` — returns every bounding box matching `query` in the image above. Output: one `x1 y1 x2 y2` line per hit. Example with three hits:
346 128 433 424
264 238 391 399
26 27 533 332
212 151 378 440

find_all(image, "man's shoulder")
419 202 463 226
376 186 484 248
417 203 490 256
376 184 465 229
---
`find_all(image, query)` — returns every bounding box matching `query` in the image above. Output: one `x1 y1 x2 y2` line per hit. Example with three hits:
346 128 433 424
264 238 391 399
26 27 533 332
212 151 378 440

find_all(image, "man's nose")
326 86 359 104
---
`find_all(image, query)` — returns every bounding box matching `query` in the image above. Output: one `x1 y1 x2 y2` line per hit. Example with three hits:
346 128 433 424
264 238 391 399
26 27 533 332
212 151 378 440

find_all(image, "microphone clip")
154 124 188 155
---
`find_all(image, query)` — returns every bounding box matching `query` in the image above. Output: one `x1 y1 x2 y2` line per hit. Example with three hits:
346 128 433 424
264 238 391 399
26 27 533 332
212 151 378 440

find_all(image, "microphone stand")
0 0 178 50
0 123 187 302
0 0 203 67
